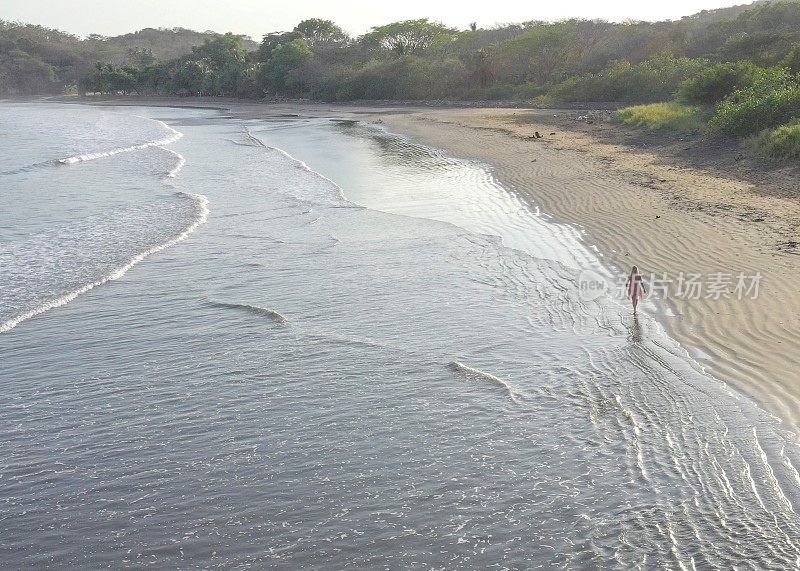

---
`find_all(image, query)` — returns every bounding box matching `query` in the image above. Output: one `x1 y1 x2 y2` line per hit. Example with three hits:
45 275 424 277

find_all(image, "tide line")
55 120 183 165
0 192 209 334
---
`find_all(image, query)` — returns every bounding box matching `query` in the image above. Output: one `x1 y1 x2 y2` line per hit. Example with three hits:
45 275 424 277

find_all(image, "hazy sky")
3 0 751 39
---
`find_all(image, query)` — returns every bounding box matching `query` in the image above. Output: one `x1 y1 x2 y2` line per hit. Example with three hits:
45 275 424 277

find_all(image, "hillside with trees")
0 21 255 96
5 1 800 155
66 0 800 103
0 1 789 100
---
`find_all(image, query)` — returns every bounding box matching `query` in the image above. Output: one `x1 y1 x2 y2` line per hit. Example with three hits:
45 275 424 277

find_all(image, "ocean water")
2 101 800 569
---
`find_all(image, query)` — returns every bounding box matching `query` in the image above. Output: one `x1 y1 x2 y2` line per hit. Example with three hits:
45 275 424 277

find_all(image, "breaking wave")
0 192 209 334
448 361 521 403
210 301 288 324
56 120 182 165
244 126 349 204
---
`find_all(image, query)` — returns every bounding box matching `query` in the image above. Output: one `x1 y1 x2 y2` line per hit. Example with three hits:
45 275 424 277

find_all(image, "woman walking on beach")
626 265 646 314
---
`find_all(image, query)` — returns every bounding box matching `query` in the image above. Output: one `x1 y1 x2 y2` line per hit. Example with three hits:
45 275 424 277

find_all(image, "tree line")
4 1 800 105
0 22 255 96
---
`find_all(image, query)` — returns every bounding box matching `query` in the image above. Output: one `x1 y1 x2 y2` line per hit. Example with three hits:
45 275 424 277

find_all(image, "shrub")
708 70 800 135
338 56 469 100
782 42 800 74
752 120 800 158
338 60 401 99
677 61 764 104
460 84 516 100
550 55 709 103
615 102 712 132
514 81 549 100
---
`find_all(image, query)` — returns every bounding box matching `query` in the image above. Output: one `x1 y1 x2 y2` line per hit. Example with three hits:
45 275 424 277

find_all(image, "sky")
2 0 753 39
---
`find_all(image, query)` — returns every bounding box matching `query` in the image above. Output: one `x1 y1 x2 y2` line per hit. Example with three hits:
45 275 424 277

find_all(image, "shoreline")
40 96 800 430
377 108 800 431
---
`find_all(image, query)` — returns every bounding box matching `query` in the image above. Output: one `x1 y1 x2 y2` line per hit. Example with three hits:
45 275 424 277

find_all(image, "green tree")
361 19 456 55
258 37 313 95
495 21 582 85
125 47 156 67
258 31 302 61
0 49 56 94
81 62 137 94
293 19 348 47
171 58 209 95
189 33 249 95
677 60 764 104
136 63 172 94
192 33 246 68
782 42 800 74
466 48 493 88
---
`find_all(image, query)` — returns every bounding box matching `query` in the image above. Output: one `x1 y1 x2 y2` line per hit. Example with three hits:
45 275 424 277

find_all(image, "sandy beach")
378 107 800 430
57 96 800 429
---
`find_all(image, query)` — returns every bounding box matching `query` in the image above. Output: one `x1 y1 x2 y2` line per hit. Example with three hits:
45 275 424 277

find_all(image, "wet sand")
58 96 800 430
378 107 800 430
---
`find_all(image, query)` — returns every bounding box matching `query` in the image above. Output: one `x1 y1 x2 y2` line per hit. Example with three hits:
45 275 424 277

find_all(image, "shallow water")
2 102 800 569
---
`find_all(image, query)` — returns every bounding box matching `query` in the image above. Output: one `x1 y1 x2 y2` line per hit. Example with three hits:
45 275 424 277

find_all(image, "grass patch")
752 120 800 158
615 102 711 132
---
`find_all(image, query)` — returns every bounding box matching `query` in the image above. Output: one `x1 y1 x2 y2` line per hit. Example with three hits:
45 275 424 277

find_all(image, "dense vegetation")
0 22 256 96
614 14 800 158
4 1 800 156
0 1 792 100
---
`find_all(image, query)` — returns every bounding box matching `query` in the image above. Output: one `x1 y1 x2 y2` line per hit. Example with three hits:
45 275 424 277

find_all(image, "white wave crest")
244 127 349 204
55 120 183 165
448 361 521 403
0 192 209 334
159 146 186 178
209 301 288 324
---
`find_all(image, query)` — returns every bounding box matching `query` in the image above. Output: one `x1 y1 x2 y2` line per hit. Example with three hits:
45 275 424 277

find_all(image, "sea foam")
55 120 183 165
0 192 209 334
243 126 349 205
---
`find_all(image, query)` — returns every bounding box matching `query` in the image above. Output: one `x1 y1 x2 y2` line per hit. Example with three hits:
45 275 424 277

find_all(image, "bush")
615 102 712 132
752 120 800 158
782 42 800 74
514 81 549 100
339 65 399 99
337 56 469 100
677 61 764 104
550 55 709 103
451 84 516 100
0 49 57 95
708 70 800 135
